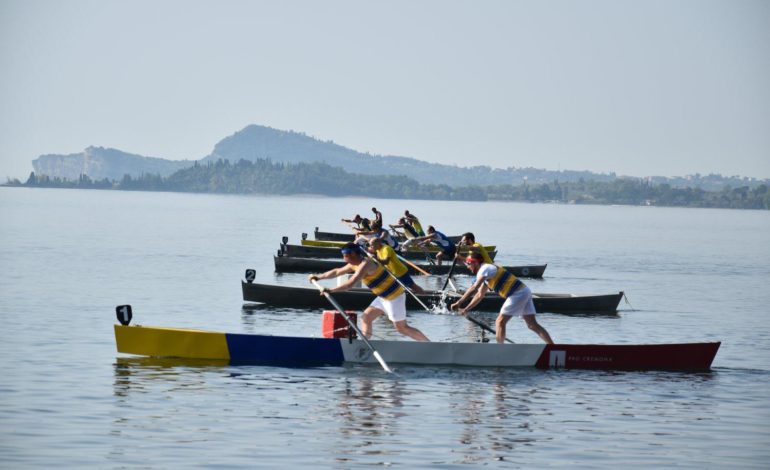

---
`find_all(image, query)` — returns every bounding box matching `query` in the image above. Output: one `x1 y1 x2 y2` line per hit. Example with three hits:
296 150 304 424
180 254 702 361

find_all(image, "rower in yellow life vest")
450 252 554 344
458 232 493 264
308 242 429 342
390 217 420 239
403 210 425 236
367 237 425 294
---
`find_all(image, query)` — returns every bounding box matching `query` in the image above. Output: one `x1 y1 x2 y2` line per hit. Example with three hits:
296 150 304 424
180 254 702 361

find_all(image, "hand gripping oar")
465 313 515 344
311 279 394 373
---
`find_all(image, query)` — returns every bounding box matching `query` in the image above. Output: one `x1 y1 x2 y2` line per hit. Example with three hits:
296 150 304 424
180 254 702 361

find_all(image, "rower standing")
367 237 424 294
373 223 399 251
451 252 554 344
355 220 398 250
309 242 429 342
412 225 457 266
371 207 383 227
458 232 493 264
389 217 421 251
341 214 371 233
404 210 425 236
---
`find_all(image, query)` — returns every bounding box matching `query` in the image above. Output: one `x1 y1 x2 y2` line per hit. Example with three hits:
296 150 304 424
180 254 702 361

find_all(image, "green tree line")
7 158 769 209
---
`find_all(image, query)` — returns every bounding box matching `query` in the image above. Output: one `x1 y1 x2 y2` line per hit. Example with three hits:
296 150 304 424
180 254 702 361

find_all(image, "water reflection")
110 357 233 465
447 376 541 464
113 357 229 398
331 374 408 463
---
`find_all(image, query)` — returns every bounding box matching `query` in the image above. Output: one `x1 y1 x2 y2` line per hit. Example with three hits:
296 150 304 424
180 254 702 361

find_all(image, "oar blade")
373 351 394 373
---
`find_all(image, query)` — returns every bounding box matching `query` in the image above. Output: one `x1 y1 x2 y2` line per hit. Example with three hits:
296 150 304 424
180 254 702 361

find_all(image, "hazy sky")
1 0 768 180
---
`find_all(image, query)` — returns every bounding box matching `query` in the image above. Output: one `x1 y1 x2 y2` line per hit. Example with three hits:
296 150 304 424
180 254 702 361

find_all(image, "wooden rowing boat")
273 255 547 277
300 238 497 253
278 242 498 261
312 227 464 243
241 281 624 315
114 323 720 371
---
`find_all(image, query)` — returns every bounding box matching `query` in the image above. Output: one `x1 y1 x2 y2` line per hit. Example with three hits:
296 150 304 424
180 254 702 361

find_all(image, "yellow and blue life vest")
363 263 404 300
472 242 493 264
375 245 408 277
485 264 523 298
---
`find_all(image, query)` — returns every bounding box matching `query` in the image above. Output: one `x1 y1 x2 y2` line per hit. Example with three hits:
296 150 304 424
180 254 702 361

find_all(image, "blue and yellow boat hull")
114 325 346 366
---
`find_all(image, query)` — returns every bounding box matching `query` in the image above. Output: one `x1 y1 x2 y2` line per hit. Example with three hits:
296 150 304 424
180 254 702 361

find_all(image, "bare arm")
308 264 355 282
450 277 487 313
326 260 371 293
412 233 434 244
458 282 489 315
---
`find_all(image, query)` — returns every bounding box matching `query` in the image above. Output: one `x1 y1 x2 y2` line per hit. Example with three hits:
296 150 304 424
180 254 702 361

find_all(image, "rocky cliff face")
32 146 193 180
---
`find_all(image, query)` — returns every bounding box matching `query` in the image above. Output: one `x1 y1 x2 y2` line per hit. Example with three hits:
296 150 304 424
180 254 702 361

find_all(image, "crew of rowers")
342 208 458 266
310 208 554 345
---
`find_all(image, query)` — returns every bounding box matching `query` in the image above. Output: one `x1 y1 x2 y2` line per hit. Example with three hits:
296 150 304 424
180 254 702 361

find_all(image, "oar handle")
310 279 393 373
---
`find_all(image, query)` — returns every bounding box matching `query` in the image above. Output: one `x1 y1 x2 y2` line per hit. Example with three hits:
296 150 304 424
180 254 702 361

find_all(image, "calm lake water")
1 187 769 468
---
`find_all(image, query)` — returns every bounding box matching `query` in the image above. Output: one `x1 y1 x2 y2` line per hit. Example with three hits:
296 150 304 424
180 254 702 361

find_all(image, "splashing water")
427 290 460 315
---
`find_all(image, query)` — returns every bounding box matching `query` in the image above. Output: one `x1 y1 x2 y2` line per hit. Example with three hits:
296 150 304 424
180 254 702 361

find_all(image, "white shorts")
368 292 407 322
500 285 536 317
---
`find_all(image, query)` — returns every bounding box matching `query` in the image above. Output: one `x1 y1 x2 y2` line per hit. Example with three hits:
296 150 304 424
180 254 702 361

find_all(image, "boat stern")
114 324 231 360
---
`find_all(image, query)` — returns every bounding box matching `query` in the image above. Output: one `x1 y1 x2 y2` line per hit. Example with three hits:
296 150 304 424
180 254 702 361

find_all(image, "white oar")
311 279 394 374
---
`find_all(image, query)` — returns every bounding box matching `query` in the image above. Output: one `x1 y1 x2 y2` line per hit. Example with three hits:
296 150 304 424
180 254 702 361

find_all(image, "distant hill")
28 124 768 190
201 125 618 186
29 125 618 186
32 146 193 181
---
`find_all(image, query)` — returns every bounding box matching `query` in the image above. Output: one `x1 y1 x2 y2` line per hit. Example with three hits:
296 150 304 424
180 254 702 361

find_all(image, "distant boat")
311 227 464 243
241 281 624 315
300 238 497 253
273 255 546 277
277 241 498 261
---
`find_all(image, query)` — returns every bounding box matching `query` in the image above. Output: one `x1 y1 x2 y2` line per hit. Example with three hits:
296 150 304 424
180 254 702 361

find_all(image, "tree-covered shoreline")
6 158 769 210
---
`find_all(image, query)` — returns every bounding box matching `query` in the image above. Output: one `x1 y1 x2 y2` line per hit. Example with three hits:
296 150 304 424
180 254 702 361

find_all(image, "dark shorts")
441 246 457 258
397 272 416 288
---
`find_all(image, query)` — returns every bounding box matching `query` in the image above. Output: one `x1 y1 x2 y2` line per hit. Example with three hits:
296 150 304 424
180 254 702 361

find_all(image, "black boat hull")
242 281 623 315
280 243 497 261
274 255 546 278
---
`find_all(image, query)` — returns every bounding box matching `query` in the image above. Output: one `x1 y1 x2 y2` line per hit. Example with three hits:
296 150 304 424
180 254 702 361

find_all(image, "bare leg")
495 314 512 344
393 320 430 342
523 315 554 344
361 307 384 338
